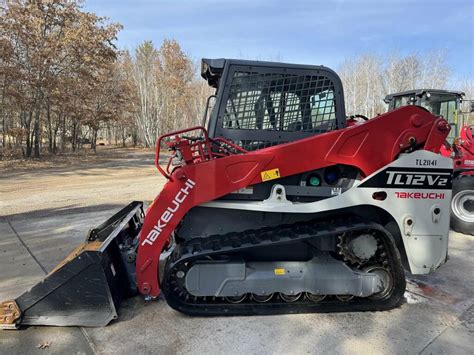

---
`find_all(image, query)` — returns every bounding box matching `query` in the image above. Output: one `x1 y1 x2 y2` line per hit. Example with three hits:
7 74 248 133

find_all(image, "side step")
0 201 144 329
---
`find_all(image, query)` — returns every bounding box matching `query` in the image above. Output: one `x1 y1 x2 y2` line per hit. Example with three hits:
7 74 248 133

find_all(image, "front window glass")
223 71 337 132
419 94 457 121
419 94 458 142
393 96 414 109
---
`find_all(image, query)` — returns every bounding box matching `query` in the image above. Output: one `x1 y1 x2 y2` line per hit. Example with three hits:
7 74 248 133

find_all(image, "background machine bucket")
0 202 144 329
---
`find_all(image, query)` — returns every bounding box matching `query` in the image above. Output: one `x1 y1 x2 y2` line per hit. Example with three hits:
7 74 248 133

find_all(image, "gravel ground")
1 147 164 216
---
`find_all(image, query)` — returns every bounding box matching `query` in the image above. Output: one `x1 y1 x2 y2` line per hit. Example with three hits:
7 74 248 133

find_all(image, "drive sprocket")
337 233 379 266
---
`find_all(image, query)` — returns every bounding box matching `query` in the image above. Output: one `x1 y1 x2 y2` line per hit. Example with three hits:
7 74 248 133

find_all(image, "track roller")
306 293 326 302
279 293 303 303
336 295 354 302
251 294 274 303
225 295 247 304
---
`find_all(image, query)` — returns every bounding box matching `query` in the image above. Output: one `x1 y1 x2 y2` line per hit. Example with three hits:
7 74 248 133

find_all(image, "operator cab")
198 59 355 203
201 58 346 150
384 89 465 142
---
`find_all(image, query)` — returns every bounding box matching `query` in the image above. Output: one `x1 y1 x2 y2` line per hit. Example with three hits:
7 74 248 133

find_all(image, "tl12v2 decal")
358 167 452 190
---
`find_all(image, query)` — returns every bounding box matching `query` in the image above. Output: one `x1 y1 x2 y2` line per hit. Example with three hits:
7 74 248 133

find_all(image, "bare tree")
340 51 451 117
127 39 212 148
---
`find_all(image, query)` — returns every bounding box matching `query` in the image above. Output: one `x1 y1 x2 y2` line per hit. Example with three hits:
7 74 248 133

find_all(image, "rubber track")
162 218 406 315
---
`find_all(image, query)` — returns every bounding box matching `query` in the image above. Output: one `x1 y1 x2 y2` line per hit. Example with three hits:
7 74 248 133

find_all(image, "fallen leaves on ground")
37 341 52 349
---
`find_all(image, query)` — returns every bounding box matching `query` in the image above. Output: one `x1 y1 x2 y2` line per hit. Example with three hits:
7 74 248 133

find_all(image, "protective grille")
223 71 337 133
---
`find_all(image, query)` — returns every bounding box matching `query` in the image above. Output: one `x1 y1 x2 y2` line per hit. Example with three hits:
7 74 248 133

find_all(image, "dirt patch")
0 147 166 217
0 146 154 172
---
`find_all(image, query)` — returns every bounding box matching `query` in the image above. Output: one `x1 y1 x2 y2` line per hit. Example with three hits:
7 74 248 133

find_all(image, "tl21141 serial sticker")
415 159 437 166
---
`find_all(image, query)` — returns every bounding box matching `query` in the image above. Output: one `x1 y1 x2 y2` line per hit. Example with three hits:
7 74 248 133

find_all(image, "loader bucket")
0 201 144 329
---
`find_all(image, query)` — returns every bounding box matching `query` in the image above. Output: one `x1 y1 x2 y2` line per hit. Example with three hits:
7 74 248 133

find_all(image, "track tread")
162 217 406 316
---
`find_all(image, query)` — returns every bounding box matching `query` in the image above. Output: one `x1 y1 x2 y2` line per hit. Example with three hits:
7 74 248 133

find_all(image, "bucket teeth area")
0 300 21 329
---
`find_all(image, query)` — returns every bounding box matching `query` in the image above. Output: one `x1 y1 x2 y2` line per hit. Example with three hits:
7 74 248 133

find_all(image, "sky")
84 0 474 80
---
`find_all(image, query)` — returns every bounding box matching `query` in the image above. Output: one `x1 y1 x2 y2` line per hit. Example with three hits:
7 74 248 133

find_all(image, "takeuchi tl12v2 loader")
0 59 453 329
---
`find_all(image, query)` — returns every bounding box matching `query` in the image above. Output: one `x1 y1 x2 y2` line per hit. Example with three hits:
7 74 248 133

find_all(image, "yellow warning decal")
274 268 286 276
261 168 280 182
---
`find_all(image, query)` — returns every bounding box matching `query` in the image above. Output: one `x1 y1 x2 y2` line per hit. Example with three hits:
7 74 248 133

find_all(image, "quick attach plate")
0 300 21 329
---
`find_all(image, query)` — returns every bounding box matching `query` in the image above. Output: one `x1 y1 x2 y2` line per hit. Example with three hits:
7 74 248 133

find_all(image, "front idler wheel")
363 265 394 300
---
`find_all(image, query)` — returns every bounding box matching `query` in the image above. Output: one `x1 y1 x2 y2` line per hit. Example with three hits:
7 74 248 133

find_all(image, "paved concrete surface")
0 149 473 354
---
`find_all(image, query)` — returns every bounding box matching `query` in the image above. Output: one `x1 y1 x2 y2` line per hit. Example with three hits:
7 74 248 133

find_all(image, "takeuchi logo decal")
142 179 196 246
395 192 446 199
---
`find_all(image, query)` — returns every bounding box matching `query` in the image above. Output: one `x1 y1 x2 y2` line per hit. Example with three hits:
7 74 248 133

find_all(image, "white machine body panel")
202 150 453 274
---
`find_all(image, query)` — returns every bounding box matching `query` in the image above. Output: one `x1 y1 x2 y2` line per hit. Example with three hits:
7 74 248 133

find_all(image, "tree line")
0 1 471 159
0 0 210 158
339 51 449 117
339 52 473 124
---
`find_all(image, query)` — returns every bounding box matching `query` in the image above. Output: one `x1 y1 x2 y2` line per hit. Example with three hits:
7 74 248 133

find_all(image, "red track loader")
385 90 473 235
1 59 453 328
